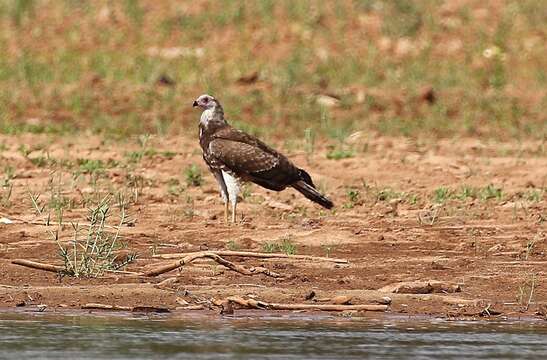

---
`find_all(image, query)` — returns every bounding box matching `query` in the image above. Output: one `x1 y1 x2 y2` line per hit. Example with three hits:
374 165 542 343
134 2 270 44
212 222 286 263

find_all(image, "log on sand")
144 252 281 278
219 296 388 312
154 250 348 264
11 259 64 273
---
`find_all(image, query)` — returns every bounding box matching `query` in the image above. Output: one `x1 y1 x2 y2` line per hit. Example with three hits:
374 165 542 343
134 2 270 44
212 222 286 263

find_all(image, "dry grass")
0 0 545 142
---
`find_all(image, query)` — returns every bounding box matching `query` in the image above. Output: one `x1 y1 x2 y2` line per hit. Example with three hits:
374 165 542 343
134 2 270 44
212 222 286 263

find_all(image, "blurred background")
0 0 545 142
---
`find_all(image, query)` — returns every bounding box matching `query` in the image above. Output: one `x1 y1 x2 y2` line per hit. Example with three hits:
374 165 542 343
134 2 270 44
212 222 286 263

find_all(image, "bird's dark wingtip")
292 180 334 210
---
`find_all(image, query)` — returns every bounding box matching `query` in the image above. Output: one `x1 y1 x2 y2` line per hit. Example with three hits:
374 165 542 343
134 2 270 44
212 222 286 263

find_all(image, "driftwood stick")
267 303 387 311
176 305 205 310
82 303 132 311
154 250 349 264
11 259 141 276
144 252 281 278
0 212 123 230
143 254 202 276
11 259 64 273
224 296 387 312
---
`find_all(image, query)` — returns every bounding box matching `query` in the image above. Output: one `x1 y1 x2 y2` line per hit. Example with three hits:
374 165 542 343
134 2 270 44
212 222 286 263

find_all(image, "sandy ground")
0 134 545 319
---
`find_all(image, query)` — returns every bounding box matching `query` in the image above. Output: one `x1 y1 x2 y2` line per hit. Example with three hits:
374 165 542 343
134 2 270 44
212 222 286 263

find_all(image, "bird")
193 94 334 223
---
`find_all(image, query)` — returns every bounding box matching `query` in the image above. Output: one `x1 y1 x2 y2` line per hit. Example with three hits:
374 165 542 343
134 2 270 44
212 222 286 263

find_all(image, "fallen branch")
11 259 64 273
82 303 132 311
176 305 205 311
81 303 169 312
378 280 461 294
0 213 123 230
492 261 547 265
11 259 142 276
220 296 387 312
154 250 348 264
144 252 281 278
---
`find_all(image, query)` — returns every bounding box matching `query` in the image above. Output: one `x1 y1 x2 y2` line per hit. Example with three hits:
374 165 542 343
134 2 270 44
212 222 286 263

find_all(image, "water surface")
1 311 546 359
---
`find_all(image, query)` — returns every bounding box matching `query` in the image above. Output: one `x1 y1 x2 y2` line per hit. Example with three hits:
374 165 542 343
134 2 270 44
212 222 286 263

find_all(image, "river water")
0 311 546 359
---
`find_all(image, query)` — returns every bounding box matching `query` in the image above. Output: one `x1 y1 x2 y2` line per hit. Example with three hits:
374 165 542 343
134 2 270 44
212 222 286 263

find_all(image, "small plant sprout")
525 189 543 202
262 235 297 255
433 187 451 203
262 242 277 253
279 236 297 255
516 273 537 311
241 184 252 200
376 188 405 202
304 127 316 161
1 166 15 207
344 188 360 208
326 147 354 160
457 185 478 200
408 194 419 205
480 184 503 201
322 242 338 257
166 178 184 197
185 164 203 187
183 195 195 219
226 240 240 251
126 133 154 163
524 232 542 260
125 174 146 204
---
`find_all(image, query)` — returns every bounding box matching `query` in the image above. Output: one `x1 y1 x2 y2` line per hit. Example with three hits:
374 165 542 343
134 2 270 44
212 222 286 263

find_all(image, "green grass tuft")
184 164 203 187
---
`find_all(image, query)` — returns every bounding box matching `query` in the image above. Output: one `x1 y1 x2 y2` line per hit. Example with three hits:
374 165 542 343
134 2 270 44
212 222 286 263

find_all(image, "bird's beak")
192 100 198 108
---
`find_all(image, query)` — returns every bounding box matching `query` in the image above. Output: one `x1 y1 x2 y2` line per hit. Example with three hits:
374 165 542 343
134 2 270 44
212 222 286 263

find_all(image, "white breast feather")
222 170 239 204
200 109 213 127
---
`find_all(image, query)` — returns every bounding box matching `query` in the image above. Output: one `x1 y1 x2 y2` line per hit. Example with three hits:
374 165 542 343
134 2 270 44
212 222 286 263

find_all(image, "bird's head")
192 94 218 110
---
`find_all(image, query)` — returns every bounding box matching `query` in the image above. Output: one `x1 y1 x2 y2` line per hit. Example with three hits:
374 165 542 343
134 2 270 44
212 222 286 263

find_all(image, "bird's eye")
203 97 209 103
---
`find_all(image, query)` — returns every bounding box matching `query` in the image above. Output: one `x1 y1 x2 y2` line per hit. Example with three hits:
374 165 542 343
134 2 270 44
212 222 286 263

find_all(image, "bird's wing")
209 126 302 191
208 138 279 175
212 127 279 156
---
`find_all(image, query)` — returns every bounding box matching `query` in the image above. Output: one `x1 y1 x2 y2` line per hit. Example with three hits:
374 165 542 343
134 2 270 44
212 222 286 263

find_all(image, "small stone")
331 295 352 305
304 290 316 301
220 300 234 315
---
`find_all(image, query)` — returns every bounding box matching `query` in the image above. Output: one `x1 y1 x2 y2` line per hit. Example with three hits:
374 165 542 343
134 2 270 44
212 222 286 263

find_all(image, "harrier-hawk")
193 94 333 223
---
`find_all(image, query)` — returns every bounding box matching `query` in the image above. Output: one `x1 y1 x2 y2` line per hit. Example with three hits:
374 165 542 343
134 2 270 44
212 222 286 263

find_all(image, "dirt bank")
1 134 545 319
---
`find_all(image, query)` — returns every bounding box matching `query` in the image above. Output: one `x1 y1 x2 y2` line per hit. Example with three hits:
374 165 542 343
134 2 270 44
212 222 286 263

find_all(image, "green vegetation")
433 187 451 203
52 195 137 277
262 236 297 255
344 188 360 208
0 165 14 207
226 240 240 251
427 184 505 203
166 178 184 197
0 1 544 140
326 148 354 160
184 164 203 187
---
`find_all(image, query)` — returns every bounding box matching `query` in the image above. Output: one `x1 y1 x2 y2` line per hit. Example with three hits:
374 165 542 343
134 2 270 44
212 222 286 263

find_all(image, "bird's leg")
231 199 237 224
224 201 229 224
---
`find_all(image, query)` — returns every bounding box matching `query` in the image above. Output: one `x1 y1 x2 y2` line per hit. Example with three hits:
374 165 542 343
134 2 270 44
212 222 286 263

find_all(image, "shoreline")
0 306 546 325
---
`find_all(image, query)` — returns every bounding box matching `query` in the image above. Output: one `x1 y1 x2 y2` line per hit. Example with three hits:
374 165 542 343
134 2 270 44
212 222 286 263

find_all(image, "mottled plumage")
193 94 333 223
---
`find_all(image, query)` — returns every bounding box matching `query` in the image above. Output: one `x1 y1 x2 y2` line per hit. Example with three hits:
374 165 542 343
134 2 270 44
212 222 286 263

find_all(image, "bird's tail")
292 169 334 209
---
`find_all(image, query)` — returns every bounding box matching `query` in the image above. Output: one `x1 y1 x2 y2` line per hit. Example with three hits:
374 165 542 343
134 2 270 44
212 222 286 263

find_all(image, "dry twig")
218 296 388 312
145 252 281 277
11 259 141 276
11 259 65 273
154 250 348 264
82 303 132 311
